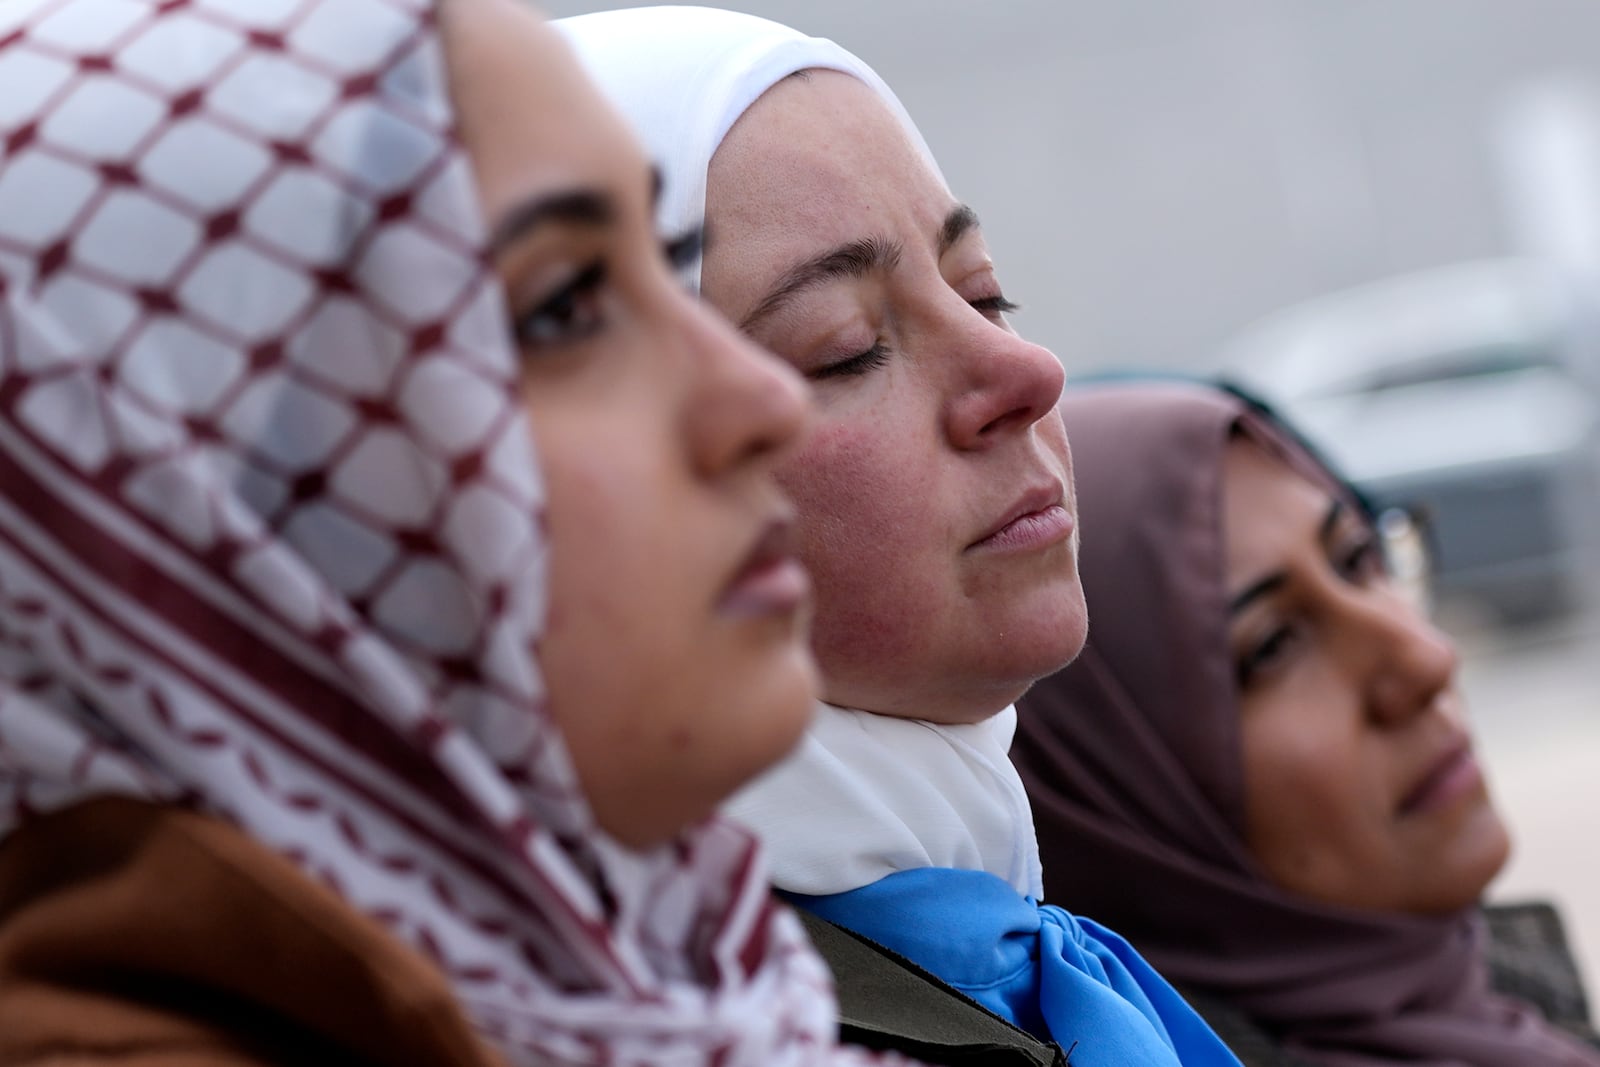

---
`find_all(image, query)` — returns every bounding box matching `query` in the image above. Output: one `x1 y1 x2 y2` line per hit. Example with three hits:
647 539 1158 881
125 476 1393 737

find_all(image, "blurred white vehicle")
1218 257 1600 624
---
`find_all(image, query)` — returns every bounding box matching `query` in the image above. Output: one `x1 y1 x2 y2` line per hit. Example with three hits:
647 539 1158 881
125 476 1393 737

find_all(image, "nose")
1355 588 1460 725
943 319 1066 450
678 294 809 476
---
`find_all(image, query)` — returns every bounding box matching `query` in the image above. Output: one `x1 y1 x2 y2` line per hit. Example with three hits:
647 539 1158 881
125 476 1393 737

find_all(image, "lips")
968 484 1074 552
1397 735 1483 817
718 515 810 619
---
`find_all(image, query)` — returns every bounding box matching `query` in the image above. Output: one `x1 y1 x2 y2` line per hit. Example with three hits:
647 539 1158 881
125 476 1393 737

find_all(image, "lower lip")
970 504 1075 553
1400 748 1484 817
718 555 810 619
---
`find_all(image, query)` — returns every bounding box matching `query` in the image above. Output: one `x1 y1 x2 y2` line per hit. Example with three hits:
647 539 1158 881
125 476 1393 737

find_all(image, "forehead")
707 70 953 258
443 0 646 222
1220 439 1335 578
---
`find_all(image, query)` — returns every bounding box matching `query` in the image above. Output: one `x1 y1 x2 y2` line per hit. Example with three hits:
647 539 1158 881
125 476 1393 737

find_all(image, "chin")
1465 803 1515 895
737 646 821 767
1415 803 1514 915
930 583 1088 720
1012 580 1091 677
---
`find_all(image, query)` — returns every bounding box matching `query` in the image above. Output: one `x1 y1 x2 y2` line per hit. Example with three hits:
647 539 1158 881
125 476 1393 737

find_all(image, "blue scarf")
791 867 1243 1067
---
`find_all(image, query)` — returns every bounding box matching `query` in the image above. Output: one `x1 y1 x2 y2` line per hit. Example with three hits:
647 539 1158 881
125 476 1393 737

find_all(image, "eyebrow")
737 203 981 333
738 235 901 331
486 165 665 257
1226 499 1345 615
939 204 980 256
487 190 613 255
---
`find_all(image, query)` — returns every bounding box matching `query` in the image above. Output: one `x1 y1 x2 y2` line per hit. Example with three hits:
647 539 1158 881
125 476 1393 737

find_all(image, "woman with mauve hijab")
1013 379 1600 1067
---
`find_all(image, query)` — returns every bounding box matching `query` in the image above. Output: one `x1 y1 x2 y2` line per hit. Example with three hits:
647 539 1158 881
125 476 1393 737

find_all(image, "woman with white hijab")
0 1 894 1064
558 8 1242 1066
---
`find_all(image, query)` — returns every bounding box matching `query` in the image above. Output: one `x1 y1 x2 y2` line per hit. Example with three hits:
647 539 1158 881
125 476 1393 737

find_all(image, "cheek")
1244 714 1336 824
533 468 724 841
526 416 683 788
780 417 935 543
1240 687 1379 875
776 414 945 662
536 469 643 726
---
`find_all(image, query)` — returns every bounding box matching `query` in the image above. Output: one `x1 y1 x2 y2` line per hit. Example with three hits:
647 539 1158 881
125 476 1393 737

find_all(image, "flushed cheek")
776 419 951 674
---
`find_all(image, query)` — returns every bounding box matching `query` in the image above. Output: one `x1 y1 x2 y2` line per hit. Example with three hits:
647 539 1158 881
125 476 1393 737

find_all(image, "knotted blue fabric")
791 867 1243 1067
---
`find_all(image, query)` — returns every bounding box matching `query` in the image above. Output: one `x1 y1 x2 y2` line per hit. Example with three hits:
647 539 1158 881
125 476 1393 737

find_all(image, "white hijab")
555 5 943 290
556 6 1044 903
726 705 1046 900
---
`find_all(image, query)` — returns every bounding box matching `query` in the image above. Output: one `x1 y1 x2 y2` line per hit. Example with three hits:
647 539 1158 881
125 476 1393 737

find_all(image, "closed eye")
970 294 1020 316
813 341 891 380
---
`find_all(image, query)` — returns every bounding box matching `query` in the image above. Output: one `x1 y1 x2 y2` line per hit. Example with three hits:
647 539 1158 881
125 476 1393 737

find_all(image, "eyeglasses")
1377 504 1435 613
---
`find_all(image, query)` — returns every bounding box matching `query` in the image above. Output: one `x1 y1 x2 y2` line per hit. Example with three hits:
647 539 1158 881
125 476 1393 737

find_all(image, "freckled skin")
785 418 939 668
702 73 1088 724
1224 441 1511 914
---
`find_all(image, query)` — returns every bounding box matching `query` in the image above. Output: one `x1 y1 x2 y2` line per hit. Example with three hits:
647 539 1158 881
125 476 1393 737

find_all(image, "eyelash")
813 341 891 380
971 294 1020 317
1235 627 1294 690
510 225 705 352
808 290 1016 381
1233 526 1388 689
512 260 608 350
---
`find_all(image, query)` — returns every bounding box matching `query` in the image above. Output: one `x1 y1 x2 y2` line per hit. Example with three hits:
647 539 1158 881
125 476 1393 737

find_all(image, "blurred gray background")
545 0 1600 372
545 0 1600 980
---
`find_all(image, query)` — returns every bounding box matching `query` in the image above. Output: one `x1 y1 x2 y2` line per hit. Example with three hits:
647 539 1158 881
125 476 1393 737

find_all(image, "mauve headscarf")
1012 379 1600 1066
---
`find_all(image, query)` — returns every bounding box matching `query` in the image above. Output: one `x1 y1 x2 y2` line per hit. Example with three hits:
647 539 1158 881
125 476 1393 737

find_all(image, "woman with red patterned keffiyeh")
0 1 916 1065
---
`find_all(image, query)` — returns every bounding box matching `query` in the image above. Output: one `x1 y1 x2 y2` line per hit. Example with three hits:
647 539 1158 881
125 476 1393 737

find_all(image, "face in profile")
1222 438 1511 914
442 0 817 848
700 71 1087 725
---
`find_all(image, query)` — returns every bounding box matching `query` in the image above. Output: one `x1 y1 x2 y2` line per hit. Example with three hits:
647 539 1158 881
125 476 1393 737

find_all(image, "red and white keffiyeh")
0 1 861 1062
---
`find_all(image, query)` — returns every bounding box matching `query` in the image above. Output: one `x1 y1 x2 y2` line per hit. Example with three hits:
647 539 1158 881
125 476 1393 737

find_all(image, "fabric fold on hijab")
555 4 942 294
724 703 1045 900
0 3 874 1064
1012 379 1600 1067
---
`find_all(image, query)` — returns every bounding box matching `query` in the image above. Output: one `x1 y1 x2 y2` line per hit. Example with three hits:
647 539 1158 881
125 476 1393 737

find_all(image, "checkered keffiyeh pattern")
0 1 863 1062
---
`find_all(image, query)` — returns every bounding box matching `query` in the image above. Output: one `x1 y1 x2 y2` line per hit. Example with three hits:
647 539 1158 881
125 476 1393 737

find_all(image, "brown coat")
0 797 504 1067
